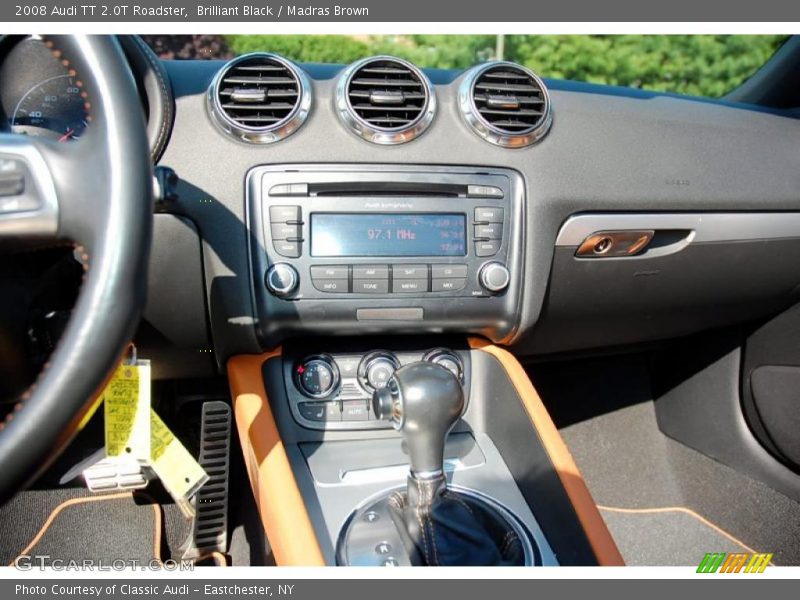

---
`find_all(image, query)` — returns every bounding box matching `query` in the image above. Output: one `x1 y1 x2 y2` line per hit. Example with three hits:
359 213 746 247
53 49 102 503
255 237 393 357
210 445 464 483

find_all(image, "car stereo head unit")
246 165 525 346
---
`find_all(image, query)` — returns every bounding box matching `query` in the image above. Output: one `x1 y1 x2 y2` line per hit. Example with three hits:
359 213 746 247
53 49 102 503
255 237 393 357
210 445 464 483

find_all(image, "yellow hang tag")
102 361 151 463
150 409 208 518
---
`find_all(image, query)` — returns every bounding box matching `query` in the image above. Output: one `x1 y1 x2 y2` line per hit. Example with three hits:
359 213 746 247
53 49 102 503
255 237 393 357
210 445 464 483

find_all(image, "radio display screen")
310 213 467 257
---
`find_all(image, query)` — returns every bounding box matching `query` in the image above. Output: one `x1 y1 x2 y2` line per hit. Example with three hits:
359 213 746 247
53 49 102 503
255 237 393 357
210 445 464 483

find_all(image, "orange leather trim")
227 351 326 566
469 338 625 566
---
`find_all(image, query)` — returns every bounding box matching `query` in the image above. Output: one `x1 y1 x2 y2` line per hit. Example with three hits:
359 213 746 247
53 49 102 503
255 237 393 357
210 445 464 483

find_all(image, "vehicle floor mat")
558 400 800 565
0 487 186 567
598 506 769 566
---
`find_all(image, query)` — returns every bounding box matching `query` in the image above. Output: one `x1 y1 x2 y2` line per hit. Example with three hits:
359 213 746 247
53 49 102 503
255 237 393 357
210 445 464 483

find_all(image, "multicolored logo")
697 552 773 573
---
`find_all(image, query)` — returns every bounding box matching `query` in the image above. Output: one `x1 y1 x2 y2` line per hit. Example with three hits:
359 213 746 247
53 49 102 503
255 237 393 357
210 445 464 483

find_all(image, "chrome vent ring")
336 55 436 145
207 52 311 144
459 61 552 148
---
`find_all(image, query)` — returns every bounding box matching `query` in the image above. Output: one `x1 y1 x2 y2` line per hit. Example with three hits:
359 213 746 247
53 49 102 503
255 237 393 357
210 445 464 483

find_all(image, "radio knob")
479 262 510 293
265 263 298 297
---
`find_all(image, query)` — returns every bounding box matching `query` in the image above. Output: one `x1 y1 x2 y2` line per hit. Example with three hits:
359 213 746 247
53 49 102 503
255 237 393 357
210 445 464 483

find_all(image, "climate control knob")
359 351 401 392
295 355 340 399
479 262 510 293
266 263 298 297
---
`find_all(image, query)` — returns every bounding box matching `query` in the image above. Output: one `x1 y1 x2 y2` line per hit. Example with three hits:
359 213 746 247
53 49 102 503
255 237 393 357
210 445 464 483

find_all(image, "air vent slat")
474 82 541 94
349 78 424 88
221 76 298 85
221 103 297 111
461 62 551 147
350 104 426 112
210 53 310 143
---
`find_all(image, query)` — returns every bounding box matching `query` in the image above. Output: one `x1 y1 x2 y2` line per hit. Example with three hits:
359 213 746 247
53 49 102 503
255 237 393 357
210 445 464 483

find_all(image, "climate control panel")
283 346 470 430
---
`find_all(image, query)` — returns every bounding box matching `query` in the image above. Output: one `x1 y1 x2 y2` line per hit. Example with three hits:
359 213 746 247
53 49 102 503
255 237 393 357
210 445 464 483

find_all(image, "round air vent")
207 52 311 144
336 56 436 145
459 61 552 148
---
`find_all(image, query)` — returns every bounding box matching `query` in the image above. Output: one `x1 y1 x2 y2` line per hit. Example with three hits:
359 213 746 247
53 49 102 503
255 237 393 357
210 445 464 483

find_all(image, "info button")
312 279 349 293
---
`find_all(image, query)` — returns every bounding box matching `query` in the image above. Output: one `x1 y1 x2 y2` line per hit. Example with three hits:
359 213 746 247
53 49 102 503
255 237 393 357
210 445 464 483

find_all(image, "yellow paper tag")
103 361 151 462
150 409 208 518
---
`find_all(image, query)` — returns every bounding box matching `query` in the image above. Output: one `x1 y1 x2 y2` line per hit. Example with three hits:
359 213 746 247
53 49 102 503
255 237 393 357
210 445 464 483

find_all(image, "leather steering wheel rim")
0 36 152 502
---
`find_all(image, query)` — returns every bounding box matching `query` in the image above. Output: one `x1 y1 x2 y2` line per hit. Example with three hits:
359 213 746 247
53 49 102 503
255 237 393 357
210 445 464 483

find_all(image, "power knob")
265 263 298 297
479 262 510 293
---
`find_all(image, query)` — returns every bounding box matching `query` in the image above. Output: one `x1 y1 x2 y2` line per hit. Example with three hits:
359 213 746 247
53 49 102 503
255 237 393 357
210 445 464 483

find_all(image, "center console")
230 164 622 567
245 165 525 346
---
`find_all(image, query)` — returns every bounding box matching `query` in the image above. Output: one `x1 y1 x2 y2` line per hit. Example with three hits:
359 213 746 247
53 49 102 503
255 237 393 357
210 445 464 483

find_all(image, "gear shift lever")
372 361 464 479
369 360 525 566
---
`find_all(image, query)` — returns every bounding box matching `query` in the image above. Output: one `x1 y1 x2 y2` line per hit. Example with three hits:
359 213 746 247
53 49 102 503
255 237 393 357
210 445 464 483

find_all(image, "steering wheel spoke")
0 133 59 240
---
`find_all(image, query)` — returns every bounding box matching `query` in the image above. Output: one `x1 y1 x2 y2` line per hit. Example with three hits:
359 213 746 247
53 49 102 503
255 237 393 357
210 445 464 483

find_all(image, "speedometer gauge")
11 73 89 142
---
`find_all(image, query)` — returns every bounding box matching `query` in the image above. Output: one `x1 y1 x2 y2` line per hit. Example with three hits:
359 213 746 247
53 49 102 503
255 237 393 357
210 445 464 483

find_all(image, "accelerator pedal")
179 401 232 561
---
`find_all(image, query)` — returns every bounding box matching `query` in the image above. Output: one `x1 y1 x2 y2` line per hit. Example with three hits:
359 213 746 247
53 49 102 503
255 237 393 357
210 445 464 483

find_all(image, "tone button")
353 279 389 294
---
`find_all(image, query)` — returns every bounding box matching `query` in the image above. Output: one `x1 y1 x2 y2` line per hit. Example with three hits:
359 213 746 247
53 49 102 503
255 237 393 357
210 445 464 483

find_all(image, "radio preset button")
353 279 389 294
393 264 428 279
475 240 501 257
474 207 504 224
313 279 349 293
392 279 428 293
474 224 503 240
353 265 389 279
274 240 302 258
271 223 302 240
431 264 468 278
431 278 467 292
311 265 349 280
269 205 302 223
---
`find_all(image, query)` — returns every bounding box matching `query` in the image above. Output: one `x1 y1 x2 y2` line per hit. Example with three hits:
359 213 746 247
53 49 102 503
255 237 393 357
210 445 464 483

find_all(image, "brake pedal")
180 401 232 560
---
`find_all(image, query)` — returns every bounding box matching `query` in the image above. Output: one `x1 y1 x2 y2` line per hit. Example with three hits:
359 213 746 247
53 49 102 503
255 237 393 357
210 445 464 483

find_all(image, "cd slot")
309 181 464 197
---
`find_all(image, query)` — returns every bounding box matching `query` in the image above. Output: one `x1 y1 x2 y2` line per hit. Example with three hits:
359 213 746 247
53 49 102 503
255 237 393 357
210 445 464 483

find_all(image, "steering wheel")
0 36 152 502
